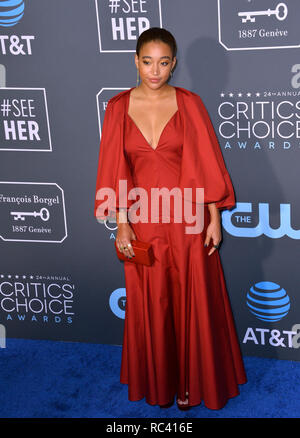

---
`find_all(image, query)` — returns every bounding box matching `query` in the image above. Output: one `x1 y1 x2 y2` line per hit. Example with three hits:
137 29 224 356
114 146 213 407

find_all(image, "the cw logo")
222 202 299 239
109 288 126 319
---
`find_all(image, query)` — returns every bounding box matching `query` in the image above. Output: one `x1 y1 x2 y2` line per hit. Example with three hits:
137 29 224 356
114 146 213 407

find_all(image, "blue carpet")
0 338 299 418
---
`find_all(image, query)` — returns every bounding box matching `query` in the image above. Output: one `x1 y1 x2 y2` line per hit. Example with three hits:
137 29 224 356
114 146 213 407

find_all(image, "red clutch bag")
114 239 154 266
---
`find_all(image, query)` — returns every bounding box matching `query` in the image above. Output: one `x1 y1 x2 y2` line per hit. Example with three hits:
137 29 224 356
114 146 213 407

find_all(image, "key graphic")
10 207 50 221
238 2 288 23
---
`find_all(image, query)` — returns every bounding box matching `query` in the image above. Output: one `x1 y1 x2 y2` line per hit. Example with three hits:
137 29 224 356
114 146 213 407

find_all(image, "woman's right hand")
116 223 136 258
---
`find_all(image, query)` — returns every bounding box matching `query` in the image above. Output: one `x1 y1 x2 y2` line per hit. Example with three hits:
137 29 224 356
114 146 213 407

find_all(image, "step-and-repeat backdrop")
0 0 299 360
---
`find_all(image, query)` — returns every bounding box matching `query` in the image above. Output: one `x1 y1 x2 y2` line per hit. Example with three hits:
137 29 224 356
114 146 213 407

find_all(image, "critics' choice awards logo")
0 273 75 324
95 0 162 52
218 0 300 50
0 88 52 151
0 1 34 55
216 88 300 152
0 182 67 243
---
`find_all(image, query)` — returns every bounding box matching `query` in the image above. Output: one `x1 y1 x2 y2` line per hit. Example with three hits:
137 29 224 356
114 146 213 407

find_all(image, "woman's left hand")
204 219 222 256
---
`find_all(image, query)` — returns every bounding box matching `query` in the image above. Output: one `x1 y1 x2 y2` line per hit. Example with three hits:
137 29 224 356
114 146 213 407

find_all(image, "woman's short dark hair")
136 27 177 59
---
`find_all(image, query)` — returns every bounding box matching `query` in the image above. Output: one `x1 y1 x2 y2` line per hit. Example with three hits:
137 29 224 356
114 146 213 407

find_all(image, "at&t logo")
0 0 24 27
246 281 290 322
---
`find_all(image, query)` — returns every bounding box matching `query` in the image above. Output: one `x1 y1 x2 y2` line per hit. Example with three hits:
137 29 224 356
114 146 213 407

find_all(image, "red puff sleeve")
178 89 236 211
196 94 235 210
94 98 136 223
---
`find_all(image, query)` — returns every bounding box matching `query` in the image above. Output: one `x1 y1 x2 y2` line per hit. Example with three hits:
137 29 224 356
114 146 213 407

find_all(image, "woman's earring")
136 69 140 87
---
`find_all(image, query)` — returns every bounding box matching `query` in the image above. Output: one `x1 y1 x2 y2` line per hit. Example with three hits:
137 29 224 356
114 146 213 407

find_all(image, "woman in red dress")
94 28 247 410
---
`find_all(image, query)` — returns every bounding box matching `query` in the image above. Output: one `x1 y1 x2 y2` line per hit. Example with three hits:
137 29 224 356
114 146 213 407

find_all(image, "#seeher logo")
246 281 290 322
0 0 25 27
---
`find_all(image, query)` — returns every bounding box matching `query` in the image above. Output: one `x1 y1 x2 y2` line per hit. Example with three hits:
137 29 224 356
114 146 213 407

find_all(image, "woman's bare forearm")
207 202 220 223
116 208 129 226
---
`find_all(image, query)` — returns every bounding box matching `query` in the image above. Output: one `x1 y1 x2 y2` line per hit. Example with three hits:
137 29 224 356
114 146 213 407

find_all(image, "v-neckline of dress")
126 87 179 152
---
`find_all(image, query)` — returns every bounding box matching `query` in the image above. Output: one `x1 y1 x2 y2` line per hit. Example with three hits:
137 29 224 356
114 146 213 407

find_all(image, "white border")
217 0 300 51
0 88 52 152
95 0 163 53
96 87 129 138
0 181 67 243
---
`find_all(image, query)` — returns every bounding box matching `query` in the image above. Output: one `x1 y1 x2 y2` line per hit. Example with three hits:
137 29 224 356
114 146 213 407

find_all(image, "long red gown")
95 87 247 410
